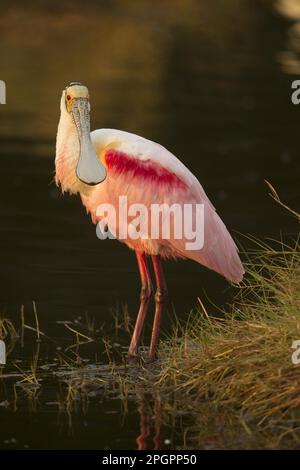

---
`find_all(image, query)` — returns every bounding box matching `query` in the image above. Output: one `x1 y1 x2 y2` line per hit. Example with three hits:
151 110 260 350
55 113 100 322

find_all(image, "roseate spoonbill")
55 82 244 360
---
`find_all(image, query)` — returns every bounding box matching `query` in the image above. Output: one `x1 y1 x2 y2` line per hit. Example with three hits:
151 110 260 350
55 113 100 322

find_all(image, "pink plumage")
105 148 186 190
81 129 244 284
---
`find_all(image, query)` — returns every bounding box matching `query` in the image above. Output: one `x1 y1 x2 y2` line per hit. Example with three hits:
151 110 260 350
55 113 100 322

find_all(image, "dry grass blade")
265 180 300 221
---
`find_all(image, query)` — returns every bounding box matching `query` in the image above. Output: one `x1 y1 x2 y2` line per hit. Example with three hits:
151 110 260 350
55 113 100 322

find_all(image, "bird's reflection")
135 391 164 450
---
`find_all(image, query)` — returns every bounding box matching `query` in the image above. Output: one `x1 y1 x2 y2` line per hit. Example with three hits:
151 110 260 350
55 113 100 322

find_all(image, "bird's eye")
66 94 71 101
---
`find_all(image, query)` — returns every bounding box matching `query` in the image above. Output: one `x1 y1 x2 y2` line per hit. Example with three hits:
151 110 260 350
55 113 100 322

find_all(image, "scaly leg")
128 252 152 357
149 255 168 360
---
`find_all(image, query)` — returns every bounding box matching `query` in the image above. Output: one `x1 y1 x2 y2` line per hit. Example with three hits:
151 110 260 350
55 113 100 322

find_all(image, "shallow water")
0 0 299 449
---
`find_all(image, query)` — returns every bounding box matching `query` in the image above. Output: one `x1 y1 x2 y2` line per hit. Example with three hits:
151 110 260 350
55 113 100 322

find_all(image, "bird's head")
59 82 106 186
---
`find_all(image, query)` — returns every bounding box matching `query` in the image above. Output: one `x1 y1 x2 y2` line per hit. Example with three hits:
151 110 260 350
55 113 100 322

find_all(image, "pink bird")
55 82 244 360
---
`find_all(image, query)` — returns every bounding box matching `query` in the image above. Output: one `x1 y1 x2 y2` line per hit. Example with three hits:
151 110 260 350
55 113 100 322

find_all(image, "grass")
135 236 300 449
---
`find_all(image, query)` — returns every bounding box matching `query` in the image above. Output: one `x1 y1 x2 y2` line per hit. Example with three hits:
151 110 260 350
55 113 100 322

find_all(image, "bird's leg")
128 252 152 358
149 255 168 360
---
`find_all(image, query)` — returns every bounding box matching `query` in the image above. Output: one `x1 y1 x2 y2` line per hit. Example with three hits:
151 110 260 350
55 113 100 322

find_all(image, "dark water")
0 0 299 449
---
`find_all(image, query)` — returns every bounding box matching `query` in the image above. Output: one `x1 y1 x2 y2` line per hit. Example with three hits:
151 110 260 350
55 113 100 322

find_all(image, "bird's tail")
184 207 245 283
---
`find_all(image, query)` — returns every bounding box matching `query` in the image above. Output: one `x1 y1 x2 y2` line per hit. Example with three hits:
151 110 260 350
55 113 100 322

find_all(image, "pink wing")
84 138 244 283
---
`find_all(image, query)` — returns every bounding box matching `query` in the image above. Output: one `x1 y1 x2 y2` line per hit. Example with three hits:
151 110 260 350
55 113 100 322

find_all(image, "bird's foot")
144 353 158 364
127 347 159 365
126 353 143 366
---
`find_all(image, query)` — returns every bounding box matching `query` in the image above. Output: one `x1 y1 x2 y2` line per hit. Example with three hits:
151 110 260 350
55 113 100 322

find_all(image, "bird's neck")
55 112 93 196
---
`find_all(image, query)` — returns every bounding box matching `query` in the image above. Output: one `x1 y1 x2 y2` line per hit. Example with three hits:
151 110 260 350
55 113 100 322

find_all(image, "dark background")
0 0 299 449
